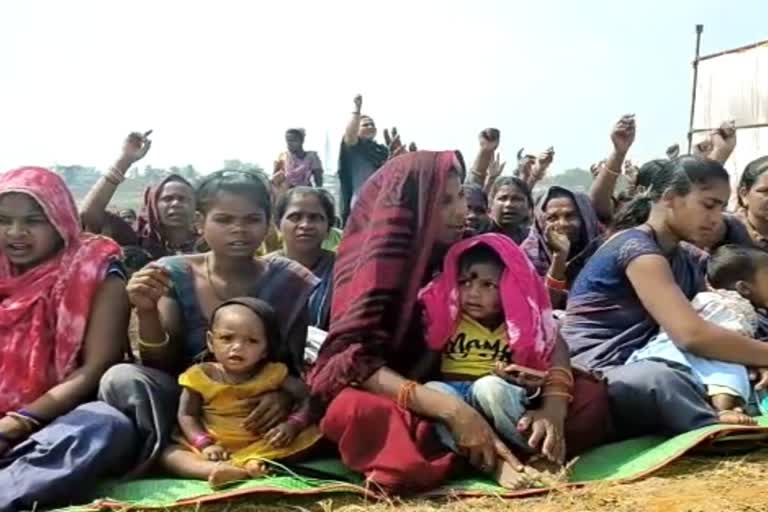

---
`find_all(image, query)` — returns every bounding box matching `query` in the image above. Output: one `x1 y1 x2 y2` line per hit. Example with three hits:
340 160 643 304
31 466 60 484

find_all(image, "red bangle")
546 274 568 290
192 433 214 450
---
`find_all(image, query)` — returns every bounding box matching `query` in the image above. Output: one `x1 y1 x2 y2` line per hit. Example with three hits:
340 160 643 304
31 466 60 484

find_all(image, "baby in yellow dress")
161 297 321 488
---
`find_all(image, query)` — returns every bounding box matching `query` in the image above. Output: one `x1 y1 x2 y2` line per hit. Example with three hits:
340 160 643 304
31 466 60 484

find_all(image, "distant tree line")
51 160 265 209
49 161 592 210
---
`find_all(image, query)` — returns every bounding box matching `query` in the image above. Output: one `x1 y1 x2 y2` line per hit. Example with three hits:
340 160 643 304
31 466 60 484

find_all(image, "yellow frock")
178 362 322 467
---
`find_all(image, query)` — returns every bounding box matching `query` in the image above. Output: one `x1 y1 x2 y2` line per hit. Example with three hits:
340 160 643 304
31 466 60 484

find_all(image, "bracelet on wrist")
138 332 170 349
6 412 40 433
546 274 568 291
192 433 214 450
17 409 46 427
103 175 120 186
546 367 574 384
396 380 418 410
103 167 126 186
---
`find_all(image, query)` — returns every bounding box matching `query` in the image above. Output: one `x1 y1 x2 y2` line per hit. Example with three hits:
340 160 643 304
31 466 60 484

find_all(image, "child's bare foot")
208 463 249 488
494 460 529 490
245 460 267 478
718 409 757 426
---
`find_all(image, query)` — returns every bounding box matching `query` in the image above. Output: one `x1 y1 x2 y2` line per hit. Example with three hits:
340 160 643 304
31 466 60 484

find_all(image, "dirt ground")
138 449 768 512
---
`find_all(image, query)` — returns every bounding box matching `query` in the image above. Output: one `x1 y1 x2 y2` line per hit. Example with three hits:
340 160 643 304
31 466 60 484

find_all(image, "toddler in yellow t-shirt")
424 244 535 456
418 234 565 489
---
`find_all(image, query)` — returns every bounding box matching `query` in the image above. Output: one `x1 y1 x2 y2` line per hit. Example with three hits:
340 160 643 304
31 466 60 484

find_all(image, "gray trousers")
603 360 717 438
98 363 180 476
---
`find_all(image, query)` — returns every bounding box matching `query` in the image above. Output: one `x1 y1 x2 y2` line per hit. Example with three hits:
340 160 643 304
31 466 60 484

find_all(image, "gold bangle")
546 367 574 383
138 333 170 349
105 167 126 184
541 391 574 402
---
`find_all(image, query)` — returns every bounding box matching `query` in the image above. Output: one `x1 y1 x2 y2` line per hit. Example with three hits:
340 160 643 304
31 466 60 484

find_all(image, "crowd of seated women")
3 96 768 510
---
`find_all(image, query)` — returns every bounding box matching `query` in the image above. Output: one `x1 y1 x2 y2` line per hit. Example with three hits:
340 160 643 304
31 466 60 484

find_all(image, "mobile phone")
500 363 547 380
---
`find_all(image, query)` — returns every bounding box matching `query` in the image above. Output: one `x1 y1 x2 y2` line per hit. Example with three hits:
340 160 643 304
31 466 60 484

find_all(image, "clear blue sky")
0 0 766 174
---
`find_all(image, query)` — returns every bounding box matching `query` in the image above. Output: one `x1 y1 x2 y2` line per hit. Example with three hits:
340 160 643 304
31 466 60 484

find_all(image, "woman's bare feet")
208 463 249 488
527 455 569 486
245 460 268 478
718 409 757 426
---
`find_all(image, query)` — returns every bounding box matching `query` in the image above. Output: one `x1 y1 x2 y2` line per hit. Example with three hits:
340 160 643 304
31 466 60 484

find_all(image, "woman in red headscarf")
0 167 136 512
308 151 515 492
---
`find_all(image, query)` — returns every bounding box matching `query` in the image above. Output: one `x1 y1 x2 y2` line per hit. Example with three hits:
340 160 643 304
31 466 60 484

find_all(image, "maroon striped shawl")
308 151 457 402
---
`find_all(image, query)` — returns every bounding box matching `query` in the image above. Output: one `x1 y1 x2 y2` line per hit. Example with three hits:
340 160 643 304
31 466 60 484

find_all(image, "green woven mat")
74 416 768 509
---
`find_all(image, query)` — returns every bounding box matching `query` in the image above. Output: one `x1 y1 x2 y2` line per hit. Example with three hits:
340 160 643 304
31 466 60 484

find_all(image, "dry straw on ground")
125 449 768 512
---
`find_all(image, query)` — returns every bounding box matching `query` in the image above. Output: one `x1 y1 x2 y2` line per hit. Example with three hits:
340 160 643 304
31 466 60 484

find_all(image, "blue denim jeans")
426 375 531 453
0 401 137 512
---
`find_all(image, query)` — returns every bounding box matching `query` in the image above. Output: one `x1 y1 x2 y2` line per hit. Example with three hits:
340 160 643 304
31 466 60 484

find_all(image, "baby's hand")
265 421 301 448
202 444 230 462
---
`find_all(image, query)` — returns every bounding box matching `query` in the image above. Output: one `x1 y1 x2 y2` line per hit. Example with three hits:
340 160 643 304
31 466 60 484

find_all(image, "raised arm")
590 115 635 223
527 147 555 190
343 95 363 147
470 129 500 188
81 131 152 233
707 121 737 165
483 153 507 195
628 254 768 365
311 152 324 187
0 276 129 446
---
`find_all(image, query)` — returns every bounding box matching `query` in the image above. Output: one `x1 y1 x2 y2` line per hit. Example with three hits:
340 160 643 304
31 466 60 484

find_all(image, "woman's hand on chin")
445 398 524 474
517 401 567 464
